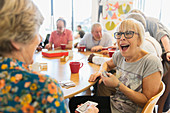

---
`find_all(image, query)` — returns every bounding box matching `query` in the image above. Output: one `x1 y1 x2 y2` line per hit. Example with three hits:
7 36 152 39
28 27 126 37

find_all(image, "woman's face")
116 29 141 58
22 34 41 64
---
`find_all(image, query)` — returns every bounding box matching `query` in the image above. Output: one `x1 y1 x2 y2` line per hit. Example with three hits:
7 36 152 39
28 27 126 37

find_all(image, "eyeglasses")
114 31 139 39
57 26 64 30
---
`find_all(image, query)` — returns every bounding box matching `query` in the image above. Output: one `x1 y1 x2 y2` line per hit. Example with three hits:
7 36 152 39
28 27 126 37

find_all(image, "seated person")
69 19 163 113
74 25 85 48
129 9 170 74
75 25 85 39
45 18 73 49
36 35 43 51
43 34 50 48
78 23 113 52
130 9 170 56
126 13 162 59
0 0 98 113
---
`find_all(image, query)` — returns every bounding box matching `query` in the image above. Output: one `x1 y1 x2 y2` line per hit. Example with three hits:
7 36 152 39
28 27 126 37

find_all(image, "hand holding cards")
102 71 109 77
76 101 98 113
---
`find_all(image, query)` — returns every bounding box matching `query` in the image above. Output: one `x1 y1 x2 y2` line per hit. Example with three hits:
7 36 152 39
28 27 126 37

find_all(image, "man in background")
129 9 170 61
78 23 113 52
45 18 73 49
75 25 85 39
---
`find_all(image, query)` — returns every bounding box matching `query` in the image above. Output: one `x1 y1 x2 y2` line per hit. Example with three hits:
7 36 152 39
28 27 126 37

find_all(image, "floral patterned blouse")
0 57 68 113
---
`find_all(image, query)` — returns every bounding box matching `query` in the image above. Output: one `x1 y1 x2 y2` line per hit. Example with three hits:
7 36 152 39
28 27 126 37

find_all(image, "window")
74 0 92 32
53 0 72 30
33 0 92 40
32 0 51 39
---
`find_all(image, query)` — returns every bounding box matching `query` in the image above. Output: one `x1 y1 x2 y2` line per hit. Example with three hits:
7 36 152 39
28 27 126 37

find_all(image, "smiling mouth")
120 45 130 51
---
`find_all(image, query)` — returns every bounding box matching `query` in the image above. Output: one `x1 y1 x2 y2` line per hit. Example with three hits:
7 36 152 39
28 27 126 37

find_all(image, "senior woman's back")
0 0 67 112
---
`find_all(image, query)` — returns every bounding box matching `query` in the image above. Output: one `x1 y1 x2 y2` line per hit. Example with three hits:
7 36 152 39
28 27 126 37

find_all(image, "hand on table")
45 44 52 50
91 46 103 52
89 72 101 82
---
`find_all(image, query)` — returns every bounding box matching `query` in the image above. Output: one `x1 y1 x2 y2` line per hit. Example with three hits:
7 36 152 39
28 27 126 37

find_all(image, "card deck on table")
58 80 76 88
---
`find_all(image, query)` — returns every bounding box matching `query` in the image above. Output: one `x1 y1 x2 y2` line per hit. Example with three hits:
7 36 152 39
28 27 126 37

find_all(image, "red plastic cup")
109 51 115 57
69 62 83 73
102 47 108 50
79 46 86 52
60 44 66 50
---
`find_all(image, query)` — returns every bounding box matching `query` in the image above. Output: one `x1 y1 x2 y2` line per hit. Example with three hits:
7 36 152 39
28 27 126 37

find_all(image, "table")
33 49 100 99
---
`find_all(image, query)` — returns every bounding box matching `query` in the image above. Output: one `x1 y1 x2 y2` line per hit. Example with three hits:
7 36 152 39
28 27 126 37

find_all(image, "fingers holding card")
76 101 98 113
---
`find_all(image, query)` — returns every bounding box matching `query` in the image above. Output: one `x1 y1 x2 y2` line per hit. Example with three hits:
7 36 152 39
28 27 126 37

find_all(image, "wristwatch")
115 81 122 91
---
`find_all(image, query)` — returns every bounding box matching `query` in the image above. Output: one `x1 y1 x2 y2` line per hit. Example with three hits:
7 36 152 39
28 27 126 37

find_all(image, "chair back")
141 81 165 113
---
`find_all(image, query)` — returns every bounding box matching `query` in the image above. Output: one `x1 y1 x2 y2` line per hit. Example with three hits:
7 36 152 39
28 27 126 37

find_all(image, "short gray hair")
0 0 44 55
126 13 146 30
129 9 146 19
91 23 102 32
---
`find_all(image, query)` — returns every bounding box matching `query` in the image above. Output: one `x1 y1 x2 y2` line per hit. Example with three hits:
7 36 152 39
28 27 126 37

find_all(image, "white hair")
0 0 44 55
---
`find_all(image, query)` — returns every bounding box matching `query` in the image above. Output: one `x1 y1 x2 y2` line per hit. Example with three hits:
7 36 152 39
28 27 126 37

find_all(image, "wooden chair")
141 81 165 113
157 68 170 113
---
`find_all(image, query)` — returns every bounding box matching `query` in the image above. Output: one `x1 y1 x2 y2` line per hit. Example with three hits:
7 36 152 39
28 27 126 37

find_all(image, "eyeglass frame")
57 26 64 30
114 31 139 39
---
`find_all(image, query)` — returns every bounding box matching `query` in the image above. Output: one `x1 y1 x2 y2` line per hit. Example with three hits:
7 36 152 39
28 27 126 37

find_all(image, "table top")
33 49 100 99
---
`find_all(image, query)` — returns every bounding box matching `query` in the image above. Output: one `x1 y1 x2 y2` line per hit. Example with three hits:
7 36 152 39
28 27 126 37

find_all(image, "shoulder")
13 69 63 97
112 51 123 64
84 33 92 38
50 31 57 36
141 53 163 77
142 53 163 71
146 17 159 23
65 29 72 33
146 17 159 26
144 53 161 62
51 30 57 34
79 30 85 33
14 70 52 84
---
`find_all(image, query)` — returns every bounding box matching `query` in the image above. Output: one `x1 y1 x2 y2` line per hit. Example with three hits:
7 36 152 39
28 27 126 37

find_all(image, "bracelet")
115 81 122 91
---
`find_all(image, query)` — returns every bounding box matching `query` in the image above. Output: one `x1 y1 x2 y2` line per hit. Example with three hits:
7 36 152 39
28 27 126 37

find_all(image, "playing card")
58 80 76 88
76 101 90 113
64 82 76 88
76 101 98 113
102 71 109 77
87 101 98 106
